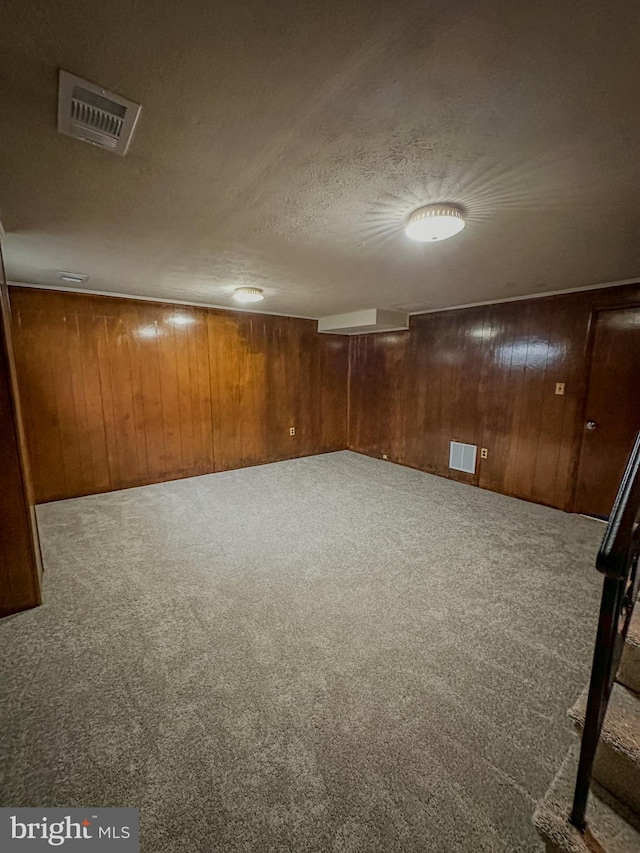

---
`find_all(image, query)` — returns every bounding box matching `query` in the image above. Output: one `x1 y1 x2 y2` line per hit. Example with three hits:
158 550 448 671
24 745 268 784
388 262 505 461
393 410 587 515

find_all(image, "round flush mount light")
233 287 264 303
405 204 465 242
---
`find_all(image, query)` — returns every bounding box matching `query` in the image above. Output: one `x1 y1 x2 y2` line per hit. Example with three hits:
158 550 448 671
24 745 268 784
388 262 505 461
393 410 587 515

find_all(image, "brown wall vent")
57 70 142 156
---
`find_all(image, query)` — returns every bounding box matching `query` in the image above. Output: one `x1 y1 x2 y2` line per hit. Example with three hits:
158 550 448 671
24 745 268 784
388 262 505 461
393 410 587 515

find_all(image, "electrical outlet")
555 382 565 396
289 427 295 436
480 448 488 459
382 454 388 460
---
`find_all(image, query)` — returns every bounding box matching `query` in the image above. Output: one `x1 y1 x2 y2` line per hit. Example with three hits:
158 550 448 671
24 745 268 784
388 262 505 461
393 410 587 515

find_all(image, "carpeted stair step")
569 683 640 814
533 744 640 852
618 608 640 695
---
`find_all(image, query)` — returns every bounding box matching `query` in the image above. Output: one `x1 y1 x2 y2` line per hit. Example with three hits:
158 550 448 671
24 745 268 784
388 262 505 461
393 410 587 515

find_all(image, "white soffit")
317 308 409 335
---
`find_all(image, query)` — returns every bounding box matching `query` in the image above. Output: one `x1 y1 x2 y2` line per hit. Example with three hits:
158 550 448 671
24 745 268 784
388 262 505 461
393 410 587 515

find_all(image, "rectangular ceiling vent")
449 441 477 474
58 70 142 156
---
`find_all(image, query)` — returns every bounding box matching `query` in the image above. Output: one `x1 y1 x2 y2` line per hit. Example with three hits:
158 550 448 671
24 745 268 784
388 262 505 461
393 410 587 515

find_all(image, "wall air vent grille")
449 441 477 474
58 70 141 156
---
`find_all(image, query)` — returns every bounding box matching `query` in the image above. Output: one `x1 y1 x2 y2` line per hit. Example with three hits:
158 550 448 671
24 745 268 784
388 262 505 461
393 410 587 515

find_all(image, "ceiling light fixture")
58 271 89 284
405 204 465 242
233 287 264 304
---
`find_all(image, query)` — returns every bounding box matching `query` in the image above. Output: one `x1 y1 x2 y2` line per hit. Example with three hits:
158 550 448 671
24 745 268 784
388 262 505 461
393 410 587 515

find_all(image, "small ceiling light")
58 271 89 283
405 204 465 242
233 287 264 304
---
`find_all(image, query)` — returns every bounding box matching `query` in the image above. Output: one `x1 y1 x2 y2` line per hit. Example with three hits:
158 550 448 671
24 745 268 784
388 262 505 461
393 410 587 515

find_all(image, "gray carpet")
0 451 605 852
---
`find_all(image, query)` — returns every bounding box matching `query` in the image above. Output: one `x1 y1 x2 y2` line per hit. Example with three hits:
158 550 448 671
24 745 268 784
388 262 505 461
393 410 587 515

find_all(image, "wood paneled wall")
10 282 640 512
349 284 640 510
10 288 348 503
0 274 42 615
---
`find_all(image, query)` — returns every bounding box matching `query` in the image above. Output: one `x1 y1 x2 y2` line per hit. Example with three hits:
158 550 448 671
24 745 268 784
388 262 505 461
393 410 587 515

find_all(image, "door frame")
570 300 640 514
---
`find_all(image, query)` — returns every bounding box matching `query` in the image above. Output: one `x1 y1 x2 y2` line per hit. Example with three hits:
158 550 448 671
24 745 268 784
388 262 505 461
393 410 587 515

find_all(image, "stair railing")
570 430 640 831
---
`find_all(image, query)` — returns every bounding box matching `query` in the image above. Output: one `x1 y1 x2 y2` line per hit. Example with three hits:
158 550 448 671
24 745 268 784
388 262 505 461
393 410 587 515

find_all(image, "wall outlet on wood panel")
289 427 296 436
480 448 488 459
555 382 565 395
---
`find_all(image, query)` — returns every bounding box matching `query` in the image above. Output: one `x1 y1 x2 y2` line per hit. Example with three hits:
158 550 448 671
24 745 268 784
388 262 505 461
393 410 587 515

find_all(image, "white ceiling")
1 0 639 317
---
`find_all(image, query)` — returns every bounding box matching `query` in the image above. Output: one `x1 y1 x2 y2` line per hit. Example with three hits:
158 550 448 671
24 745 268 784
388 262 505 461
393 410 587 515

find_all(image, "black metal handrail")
570 430 640 831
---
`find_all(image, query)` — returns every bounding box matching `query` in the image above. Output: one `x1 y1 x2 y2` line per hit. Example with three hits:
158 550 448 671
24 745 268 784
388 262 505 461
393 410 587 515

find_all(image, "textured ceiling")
1 0 639 317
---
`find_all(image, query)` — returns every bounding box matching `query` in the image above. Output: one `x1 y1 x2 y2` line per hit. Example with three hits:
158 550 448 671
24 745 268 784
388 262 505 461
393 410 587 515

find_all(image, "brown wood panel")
348 331 409 464
0 266 42 616
348 283 640 510
318 334 349 449
186 307 216 472
477 297 590 508
211 311 266 471
134 305 168 482
77 309 112 493
404 308 486 486
9 287 349 502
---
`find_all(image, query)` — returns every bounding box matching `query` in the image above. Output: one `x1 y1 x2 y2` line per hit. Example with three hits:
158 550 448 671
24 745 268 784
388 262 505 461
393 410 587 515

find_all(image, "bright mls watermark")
0 809 138 850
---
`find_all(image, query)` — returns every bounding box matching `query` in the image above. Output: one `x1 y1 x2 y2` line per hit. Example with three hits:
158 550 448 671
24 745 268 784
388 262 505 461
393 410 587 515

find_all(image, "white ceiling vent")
57 70 142 155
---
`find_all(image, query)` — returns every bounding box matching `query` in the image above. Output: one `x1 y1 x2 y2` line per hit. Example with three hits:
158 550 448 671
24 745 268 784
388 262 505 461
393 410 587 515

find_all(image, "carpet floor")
0 451 605 852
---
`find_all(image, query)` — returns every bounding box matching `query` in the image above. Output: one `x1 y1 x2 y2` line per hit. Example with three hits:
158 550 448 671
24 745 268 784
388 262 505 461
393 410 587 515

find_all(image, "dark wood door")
574 306 640 517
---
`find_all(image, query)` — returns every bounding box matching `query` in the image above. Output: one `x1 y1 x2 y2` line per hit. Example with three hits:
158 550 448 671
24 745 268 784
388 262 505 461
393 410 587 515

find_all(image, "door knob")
585 421 597 431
